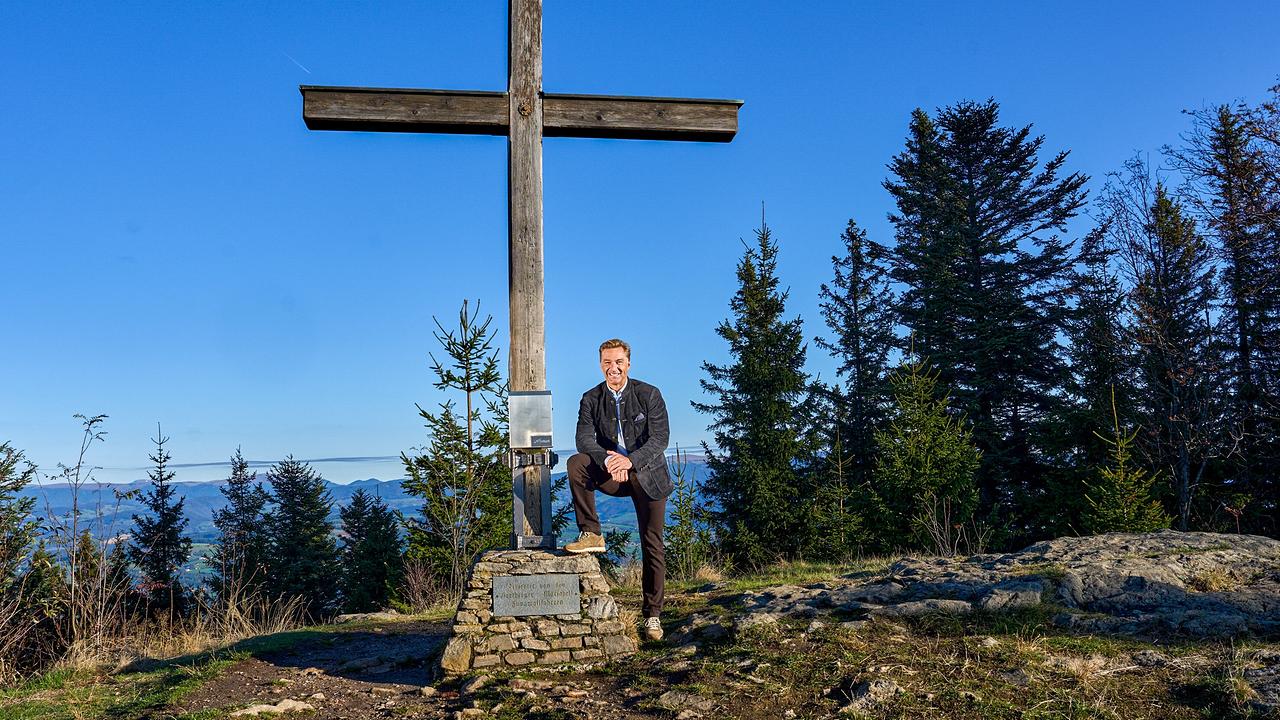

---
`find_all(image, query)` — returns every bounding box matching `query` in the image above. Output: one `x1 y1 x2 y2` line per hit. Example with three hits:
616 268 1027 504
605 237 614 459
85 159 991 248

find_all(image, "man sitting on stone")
564 338 673 641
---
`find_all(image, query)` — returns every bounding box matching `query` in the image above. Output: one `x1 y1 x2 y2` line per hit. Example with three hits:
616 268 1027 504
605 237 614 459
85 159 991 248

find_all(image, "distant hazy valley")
21 457 713 545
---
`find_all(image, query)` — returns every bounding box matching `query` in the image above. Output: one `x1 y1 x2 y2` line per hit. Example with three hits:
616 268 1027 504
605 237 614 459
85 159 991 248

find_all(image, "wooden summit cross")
300 0 740 548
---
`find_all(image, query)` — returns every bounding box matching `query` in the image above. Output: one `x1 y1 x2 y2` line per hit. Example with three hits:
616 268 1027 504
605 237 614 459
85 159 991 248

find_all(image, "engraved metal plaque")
491 573 580 617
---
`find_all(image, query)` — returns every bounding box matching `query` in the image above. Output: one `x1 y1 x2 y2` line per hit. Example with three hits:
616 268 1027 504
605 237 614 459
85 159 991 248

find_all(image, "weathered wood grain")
506 0 545 398
302 87 741 141
301 87 507 134
543 93 740 142
508 0 548 540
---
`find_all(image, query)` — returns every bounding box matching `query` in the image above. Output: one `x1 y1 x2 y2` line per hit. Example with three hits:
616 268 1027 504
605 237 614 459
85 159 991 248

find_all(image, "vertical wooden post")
508 0 552 546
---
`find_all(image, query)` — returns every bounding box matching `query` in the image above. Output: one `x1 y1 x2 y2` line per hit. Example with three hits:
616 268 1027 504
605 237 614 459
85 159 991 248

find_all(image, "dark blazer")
575 377 673 500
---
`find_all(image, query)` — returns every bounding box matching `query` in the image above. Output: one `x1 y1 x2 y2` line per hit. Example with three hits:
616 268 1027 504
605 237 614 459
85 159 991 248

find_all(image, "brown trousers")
567 452 665 618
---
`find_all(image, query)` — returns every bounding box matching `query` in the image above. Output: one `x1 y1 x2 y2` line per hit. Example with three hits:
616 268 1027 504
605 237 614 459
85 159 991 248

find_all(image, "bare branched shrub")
27 415 139 673
913 493 993 557
395 557 452 613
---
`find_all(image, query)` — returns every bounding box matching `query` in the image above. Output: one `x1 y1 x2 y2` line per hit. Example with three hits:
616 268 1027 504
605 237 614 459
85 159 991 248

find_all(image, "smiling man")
565 338 673 641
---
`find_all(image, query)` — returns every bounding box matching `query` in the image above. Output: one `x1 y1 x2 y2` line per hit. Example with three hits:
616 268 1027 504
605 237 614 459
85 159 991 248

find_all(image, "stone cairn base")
439 549 637 674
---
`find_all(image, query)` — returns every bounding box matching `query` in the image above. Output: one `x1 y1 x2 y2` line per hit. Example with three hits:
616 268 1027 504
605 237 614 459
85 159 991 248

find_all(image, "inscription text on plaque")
491 573 580 617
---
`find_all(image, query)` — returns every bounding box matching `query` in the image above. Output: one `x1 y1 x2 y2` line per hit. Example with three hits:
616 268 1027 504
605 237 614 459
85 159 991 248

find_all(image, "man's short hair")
599 338 631 359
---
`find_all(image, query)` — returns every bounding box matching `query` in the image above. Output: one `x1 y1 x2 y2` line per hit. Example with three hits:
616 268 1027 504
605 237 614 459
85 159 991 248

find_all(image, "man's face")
600 347 630 391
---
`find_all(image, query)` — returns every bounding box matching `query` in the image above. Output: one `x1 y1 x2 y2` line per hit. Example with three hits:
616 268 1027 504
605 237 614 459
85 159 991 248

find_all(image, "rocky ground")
732 529 1280 637
4 530 1279 719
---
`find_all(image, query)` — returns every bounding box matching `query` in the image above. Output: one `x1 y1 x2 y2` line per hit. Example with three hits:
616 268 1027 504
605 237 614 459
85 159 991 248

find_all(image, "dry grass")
693 563 725 583
1041 653 1114 681
617 605 641 642
1187 568 1235 592
56 593 309 675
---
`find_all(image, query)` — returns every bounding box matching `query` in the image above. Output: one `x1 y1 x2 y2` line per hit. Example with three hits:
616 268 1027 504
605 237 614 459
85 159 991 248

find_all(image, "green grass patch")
1038 634 1161 657
0 653 235 720
723 556 896 592
4 667 80 694
102 654 239 719
1008 561 1068 581
902 604 1061 638
0 613 420 720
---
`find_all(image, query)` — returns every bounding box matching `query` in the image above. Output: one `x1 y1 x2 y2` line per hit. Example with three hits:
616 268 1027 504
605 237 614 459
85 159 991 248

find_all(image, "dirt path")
174 619 450 718
170 618 660 719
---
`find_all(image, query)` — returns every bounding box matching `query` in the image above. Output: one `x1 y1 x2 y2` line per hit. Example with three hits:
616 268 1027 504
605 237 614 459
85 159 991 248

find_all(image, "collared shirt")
608 381 628 455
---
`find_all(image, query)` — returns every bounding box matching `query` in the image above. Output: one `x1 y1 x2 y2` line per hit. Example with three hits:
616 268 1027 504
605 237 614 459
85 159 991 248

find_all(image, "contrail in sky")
282 51 311 74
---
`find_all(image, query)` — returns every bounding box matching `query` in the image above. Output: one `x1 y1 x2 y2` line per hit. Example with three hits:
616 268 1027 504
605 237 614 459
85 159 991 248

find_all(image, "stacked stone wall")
440 549 637 674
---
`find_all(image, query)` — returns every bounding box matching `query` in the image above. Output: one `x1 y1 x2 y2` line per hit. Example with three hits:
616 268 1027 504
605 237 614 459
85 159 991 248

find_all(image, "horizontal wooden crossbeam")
301 86 742 142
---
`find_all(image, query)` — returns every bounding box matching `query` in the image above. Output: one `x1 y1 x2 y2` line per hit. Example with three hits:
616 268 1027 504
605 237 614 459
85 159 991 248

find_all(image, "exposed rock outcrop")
734 530 1280 638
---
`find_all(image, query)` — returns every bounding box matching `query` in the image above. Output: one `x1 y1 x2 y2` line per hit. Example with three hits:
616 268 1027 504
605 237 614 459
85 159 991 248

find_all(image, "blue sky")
3 1 1278 484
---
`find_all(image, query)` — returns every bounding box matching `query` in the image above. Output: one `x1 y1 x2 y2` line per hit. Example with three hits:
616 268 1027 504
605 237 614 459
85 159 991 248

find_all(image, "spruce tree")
1045 230 1139 534
812 219 895 554
1102 160 1219 530
1 442 44 681
1247 84 1280 532
401 300 509 599
817 219 896 459
1083 390 1171 534
693 222 812 568
208 448 272 604
1168 104 1280 534
0 443 38 592
883 100 1089 543
339 489 403 613
265 457 339 619
19 541 66 664
128 426 193 619
871 355 981 555
805 425 870 558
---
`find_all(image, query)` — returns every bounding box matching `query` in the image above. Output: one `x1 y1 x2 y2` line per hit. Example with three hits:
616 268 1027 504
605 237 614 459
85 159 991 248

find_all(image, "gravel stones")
735 612 781 634
1247 664 1280 714
333 610 402 624
229 699 315 717
656 689 714 712
838 679 903 715
439 549 637 674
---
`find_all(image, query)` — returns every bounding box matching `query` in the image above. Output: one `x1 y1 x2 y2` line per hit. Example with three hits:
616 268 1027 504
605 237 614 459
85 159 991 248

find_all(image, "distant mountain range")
19 455 713 545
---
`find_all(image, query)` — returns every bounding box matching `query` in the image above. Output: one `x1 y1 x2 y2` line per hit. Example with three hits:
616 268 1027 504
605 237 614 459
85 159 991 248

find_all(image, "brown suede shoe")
643 616 664 641
564 531 606 554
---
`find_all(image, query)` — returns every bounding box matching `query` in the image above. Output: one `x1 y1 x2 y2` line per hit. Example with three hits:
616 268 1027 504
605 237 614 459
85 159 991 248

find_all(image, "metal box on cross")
509 390 553 449
508 390 556 549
